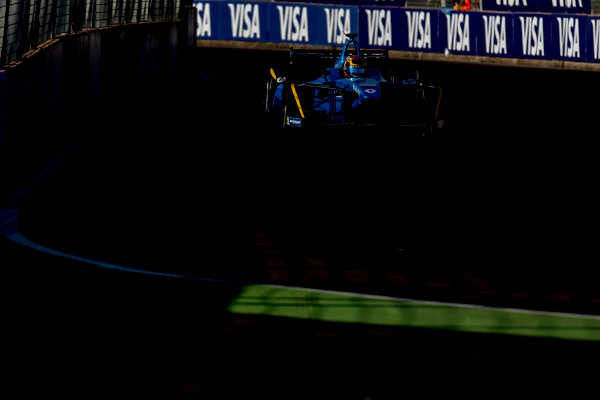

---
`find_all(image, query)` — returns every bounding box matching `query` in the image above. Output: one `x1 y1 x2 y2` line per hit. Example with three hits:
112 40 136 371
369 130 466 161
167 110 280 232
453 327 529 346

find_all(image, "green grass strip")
228 284 600 341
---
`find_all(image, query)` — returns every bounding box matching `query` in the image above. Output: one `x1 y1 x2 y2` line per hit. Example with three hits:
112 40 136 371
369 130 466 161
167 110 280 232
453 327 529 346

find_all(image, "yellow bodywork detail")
269 68 277 80
290 84 305 119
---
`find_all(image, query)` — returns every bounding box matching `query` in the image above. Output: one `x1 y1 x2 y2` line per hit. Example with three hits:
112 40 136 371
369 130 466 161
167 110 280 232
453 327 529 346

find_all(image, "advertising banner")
551 13 587 61
481 0 591 15
269 3 359 46
193 1 359 45
481 0 539 12
439 9 477 55
397 8 441 53
274 0 405 6
358 7 403 49
194 1 270 41
194 1 217 39
513 12 552 59
193 1 600 65
585 16 600 62
475 12 515 58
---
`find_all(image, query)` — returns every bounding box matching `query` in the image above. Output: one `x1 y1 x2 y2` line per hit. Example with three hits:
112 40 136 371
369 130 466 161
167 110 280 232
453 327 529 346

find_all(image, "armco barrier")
193 0 600 67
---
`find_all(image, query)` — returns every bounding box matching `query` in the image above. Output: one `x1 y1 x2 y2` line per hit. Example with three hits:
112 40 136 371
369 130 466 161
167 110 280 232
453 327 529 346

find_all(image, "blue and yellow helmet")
344 55 366 77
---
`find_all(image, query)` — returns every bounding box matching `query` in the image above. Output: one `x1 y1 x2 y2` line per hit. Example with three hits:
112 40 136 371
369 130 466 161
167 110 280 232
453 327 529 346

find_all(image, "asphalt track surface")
2 47 600 398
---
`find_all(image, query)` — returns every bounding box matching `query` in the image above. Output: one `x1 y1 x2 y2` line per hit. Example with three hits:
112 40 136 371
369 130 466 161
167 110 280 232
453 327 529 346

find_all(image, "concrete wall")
0 19 189 197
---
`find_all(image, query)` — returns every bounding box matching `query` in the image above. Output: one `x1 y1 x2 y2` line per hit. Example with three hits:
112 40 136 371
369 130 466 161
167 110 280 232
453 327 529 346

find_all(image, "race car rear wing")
289 48 388 65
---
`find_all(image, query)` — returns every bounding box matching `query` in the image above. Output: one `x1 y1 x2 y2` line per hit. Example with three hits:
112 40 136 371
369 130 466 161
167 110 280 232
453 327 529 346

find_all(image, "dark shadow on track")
13 47 600 314
5 47 600 398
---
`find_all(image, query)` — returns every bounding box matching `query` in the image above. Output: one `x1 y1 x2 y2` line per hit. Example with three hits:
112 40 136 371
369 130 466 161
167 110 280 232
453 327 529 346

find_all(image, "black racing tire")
265 77 276 114
265 78 284 128
280 86 292 129
281 104 288 129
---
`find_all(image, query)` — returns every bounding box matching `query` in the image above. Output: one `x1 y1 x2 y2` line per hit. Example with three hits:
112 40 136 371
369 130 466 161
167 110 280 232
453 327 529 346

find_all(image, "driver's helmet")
344 55 366 77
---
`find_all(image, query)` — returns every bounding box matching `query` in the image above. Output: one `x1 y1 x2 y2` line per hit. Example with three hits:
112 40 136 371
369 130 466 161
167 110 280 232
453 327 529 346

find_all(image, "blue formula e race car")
265 34 443 135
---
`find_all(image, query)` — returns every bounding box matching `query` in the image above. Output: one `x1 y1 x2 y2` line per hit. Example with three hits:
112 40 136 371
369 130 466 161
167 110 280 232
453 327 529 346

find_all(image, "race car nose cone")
351 81 381 100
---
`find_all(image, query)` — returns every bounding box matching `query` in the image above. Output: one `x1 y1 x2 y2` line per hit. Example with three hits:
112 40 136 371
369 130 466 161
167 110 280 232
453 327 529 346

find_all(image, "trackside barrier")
192 0 600 65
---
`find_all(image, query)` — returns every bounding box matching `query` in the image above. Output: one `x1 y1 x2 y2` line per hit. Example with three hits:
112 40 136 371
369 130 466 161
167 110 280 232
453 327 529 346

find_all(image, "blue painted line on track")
0 145 240 285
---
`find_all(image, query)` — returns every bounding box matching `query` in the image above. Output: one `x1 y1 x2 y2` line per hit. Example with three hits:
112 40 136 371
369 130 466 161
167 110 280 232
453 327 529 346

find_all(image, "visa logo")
276 5 309 42
405 11 431 50
364 9 392 47
482 15 507 55
495 0 528 5
445 13 470 52
551 0 583 8
227 3 260 39
590 19 600 59
195 2 211 38
324 8 352 45
556 17 580 58
519 16 545 56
